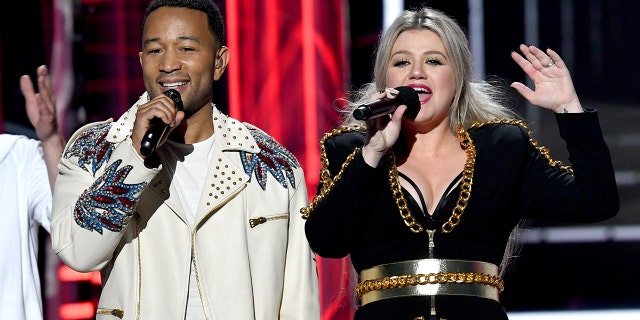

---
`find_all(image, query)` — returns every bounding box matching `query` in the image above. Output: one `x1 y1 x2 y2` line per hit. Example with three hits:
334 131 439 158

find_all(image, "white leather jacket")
51 93 320 319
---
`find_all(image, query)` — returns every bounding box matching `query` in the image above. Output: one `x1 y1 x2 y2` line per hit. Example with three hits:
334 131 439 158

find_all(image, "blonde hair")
340 6 520 130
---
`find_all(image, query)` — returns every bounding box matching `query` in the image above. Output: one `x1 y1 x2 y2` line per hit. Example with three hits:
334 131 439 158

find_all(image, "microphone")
139 89 184 156
352 86 420 121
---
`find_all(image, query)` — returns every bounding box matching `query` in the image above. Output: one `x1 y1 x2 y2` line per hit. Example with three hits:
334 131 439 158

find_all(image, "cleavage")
398 171 463 217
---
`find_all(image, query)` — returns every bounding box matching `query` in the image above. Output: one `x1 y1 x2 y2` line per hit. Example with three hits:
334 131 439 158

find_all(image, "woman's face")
385 29 456 126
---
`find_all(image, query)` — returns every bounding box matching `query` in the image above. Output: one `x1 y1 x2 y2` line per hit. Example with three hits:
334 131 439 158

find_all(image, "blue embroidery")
240 124 300 190
64 123 114 175
74 160 147 234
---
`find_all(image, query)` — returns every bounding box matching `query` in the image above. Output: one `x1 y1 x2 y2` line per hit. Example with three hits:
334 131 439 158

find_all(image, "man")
50 0 319 319
1 65 65 319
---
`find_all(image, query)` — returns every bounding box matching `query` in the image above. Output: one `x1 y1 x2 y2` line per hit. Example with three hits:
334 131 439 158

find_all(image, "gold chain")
355 271 505 299
389 156 424 233
389 124 476 234
390 119 572 234
301 120 572 234
470 119 573 174
300 125 366 219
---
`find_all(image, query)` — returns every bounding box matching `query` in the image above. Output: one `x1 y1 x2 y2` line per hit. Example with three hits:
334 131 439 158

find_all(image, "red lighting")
59 301 96 320
58 265 101 285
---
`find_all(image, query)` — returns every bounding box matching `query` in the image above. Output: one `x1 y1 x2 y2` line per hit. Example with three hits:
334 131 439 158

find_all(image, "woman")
303 6 618 320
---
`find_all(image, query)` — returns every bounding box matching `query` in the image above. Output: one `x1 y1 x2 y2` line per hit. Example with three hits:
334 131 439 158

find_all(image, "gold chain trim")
300 125 366 219
301 120 572 234
388 124 476 234
355 271 505 299
390 119 572 234
470 119 573 174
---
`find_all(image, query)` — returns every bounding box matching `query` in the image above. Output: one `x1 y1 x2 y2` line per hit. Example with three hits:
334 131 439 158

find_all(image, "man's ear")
213 46 229 80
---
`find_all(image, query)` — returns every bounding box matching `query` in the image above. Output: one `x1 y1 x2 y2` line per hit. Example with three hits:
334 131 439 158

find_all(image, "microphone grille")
163 89 184 111
395 86 420 119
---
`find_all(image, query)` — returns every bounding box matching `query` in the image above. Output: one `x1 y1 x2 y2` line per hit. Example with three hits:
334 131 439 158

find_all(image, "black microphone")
139 89 184 156
352 86 420 121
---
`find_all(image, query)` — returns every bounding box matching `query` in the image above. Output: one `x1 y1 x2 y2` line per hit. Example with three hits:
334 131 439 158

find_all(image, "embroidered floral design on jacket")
241 124 300 190
64 123 114 175
74 159 147 234
64 123 146 233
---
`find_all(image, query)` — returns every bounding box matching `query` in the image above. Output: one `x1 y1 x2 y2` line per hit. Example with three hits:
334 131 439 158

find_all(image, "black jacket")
305 111 619 320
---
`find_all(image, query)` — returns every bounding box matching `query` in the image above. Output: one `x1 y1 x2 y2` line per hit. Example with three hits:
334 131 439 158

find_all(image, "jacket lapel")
194 108 256 224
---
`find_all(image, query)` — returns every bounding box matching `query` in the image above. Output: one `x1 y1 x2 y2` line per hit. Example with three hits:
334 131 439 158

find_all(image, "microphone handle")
139 89 183 157
139 117 168 157
352 99 397 121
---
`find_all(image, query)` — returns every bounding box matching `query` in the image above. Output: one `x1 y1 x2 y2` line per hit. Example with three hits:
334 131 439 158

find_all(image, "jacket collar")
0 134 20 162
106 91 258 155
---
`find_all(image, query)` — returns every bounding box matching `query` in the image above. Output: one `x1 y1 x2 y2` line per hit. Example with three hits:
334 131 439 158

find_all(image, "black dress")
304 111 619 320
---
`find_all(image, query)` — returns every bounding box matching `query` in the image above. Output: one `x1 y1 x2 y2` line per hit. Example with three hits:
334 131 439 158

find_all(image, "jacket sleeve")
50 122 160 272
281 167 320 320
519 110 619 222
304 129 386 258
23 137 54 233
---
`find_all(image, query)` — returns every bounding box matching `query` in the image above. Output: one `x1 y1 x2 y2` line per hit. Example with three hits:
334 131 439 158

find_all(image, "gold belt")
357 259 504 306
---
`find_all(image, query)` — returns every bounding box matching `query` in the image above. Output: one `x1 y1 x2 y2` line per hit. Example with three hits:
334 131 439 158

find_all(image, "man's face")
139 7 218 114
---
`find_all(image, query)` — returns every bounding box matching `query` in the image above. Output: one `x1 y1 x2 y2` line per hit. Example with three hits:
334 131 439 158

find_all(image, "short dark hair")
143 0 226 46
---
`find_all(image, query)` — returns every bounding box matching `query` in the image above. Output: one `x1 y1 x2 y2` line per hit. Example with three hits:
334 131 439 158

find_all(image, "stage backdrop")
225 0 354 318
226 0 353 320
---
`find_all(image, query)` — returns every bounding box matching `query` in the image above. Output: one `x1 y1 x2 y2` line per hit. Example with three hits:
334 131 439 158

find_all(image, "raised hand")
20 65 60 141
20 65 65 188
510 44 582 113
